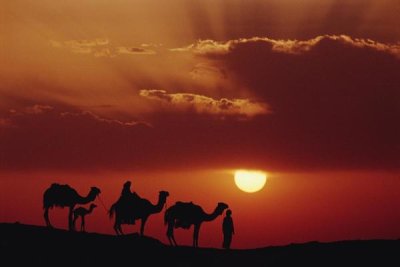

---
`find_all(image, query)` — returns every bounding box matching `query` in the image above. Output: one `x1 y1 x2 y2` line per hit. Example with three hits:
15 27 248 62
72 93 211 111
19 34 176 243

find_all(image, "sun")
234 170 267 193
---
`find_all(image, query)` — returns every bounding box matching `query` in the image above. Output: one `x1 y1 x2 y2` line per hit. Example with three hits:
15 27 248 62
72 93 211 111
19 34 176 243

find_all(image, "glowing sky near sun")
0 0 399 248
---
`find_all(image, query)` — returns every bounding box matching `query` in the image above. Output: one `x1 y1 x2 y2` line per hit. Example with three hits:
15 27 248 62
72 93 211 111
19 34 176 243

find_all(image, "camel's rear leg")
44 207 52 228
193 224 200 248
68 207 74 231
118 224 123 235
73 215 79 231
166 222 177 246
167 234 177 246
113 222 118 235
171 235 177 246
113 219 124 235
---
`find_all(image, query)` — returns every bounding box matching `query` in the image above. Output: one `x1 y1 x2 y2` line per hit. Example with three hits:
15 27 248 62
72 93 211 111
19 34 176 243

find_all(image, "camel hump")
173 201 202 214
46 183 77 199
175 201 195 207
50 183 73 191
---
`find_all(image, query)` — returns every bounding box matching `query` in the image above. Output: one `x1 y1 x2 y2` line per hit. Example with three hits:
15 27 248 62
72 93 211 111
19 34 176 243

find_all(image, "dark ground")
1 223 399 266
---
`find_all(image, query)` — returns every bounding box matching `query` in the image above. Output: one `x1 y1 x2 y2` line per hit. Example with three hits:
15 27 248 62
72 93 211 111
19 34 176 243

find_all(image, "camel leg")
81 216 85 232
167 222 177 246
168 234 177 246
73 215 78 231
113 220 119 235
167 231 173 245
166 222 174 246
44 207 52 228
171 234 177 246
68 207 74 231
117 223 124 235
193 224 200 248
168 236 174 246
140 217 148 236
114 223 122 235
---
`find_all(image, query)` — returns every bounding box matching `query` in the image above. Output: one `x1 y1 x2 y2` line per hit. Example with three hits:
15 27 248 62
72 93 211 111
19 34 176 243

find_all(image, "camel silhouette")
164 201 229 247
43 183 101 231
72 204 97 232
109 191 169 236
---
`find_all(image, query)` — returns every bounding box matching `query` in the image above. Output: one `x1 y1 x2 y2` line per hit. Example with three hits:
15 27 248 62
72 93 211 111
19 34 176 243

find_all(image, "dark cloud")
172 35 400 57
192 35 400 170
1 36 399 172
0 106 152 171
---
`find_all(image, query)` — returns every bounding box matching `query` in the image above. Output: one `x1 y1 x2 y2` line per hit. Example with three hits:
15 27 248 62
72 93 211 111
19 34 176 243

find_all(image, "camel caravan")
42 181 229 247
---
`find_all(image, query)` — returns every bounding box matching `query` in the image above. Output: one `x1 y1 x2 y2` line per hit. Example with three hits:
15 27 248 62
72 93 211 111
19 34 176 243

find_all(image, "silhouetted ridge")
1 223 399 267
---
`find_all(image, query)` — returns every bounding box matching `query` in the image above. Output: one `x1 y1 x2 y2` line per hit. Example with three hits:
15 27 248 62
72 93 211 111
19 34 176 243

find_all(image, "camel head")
216 202 229 215
159 191 170 206
89 203 97 209
90 187 101 199
159 191 169 199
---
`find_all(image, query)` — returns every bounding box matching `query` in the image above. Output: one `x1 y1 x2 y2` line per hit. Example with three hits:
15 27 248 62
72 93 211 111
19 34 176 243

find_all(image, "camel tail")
109 204 116 219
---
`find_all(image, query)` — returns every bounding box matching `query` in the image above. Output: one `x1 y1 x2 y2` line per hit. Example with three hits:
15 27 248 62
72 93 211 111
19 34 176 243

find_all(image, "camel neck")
153 196 167 213
204 207 221 222
77 191 95 205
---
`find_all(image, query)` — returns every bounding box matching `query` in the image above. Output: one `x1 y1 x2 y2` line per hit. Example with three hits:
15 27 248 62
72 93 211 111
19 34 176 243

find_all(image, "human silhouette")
164 201 229 247
222 209 234 249
72 204 97 232
109 181 169 236
113 180 139 225
43 183 101 231
120 181 137 200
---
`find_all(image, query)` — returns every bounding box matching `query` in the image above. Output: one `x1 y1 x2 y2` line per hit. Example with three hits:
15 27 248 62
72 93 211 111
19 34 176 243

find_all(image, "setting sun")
234 170 267 193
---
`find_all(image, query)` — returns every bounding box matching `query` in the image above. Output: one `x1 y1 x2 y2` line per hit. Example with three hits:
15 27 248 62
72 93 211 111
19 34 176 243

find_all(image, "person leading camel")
73 204 97 232
222 209 234 249
164 201 229 247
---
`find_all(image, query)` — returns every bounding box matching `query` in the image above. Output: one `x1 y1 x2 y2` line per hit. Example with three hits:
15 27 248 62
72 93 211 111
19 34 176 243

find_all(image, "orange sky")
0 0 399 248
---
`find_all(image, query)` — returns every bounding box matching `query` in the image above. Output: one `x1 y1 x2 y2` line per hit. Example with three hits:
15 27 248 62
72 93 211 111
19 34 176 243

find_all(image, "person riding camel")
117 180 139 224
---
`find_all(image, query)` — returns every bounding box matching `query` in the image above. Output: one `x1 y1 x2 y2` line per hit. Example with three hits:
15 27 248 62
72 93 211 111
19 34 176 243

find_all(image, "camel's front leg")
193 224 200 248
140 217 148 236
68 206 74 231
81 216 85 232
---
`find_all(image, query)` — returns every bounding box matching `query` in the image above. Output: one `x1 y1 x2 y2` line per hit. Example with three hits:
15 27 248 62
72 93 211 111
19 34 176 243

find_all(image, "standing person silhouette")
222 209 234 249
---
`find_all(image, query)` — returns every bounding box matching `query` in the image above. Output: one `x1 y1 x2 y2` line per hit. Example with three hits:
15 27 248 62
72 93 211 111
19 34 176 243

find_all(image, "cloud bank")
140 89 269 118
2 35 399 171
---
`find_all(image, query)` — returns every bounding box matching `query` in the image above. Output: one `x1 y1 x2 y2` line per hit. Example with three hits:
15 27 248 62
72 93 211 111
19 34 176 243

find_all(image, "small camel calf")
73 204 97 232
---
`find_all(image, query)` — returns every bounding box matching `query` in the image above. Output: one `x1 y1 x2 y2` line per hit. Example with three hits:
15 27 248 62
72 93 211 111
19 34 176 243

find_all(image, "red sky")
1 0 399 248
